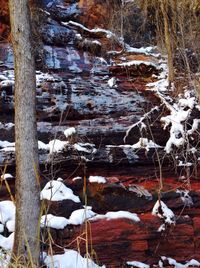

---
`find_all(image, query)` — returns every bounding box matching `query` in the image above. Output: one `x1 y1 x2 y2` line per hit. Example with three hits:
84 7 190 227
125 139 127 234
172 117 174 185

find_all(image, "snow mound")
40 179 80 202
0 233 14 250
68 206 96 225
91 211 140 222
89 176 107 184
41 214 69 229
44 249 106 268
152 200 175 225
0 201 16 224
127 260 149 268
64 127 76 138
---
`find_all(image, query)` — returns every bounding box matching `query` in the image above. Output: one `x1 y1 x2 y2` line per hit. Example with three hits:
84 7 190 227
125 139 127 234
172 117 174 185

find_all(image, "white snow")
40 178 80 202
91 211 140 222
108 77 116 88
125 45 155 55
88 176 107 184
0 201 15 225
0 123 14 130
48 139 68 154
187 118 200 135
124 106 159 142
0 224 4 233
0 80 14 87
104 211 140 222
38 140 49 151
0 173 13 180
127 260 149 268
152 200 175 225
41 214 69 229
0 250 11 268
122 0 135 5
44 249 105 268
117 60 157 68
0 141 15 149
176 190 193 207
72 176 82 181
68 206 96 225
178 161 193 167
6 220 15 232
0 233 14 250
160 256 200 268
64 127 76 138
62 20 114 39
73 143 97 154
131 138 162 151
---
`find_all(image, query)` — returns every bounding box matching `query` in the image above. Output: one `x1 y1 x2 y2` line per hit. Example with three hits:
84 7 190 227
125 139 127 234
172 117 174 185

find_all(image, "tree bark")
9 0 40 266
160 0 174 84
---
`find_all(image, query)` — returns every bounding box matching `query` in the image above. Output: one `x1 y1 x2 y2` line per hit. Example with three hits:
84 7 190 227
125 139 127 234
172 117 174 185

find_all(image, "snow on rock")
41 214 69 229
64 127 76 138
147 61 168 92
91 211 140 222
176 190 193 207
88 176 107 184
44 249 106 268
131 138 162 152
0 123 14 130
117 60 157 68
0 224 4 233
108 77 116 88
125 45 155 55
0 250 11 268
124 106 159 142
48 139 68 154
0 233 14 250
160 256 200 268
0 173 13 180
6 220 15 233
68 206 96 225
0 140 51 152
40 178 80 202
73 143 97 154
72 176 82 181
0 201 15 225
38 140 49 151
105 211 140 222
127 260 149 268
152 200 175 225
62 20 114 39
0 141 15 150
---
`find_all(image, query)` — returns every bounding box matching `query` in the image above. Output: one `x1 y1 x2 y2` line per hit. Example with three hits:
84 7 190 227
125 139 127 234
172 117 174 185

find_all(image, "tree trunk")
9 0 40 266
160 0 174 85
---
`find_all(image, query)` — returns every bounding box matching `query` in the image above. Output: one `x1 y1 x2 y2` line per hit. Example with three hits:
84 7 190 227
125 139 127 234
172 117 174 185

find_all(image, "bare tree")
9 0 40 266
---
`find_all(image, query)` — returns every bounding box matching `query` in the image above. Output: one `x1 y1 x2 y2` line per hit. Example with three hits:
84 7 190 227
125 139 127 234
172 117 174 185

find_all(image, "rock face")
0 1 200 267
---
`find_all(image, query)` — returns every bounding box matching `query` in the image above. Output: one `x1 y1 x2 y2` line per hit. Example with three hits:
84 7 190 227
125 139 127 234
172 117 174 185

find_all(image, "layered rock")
0 0 200 267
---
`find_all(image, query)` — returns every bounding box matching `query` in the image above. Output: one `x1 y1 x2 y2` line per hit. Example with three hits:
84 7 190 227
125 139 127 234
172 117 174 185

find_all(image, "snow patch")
152 200 175 225
0 233 14 251
68 207 96 225
40 178 80 202
44 249 105 268
41 214 69 229
127 260 149 268
88 176 107 184
64 127 76 138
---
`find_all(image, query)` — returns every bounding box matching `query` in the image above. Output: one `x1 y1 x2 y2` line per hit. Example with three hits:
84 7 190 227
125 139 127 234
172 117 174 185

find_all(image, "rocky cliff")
0 1 200 267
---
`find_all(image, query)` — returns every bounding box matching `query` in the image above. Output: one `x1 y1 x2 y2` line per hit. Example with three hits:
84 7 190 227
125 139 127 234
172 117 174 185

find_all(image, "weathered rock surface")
0 0 200 267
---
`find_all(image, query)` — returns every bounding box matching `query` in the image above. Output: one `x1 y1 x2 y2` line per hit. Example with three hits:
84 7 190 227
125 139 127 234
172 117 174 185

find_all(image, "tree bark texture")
160 0 174 84
8 0 40 266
